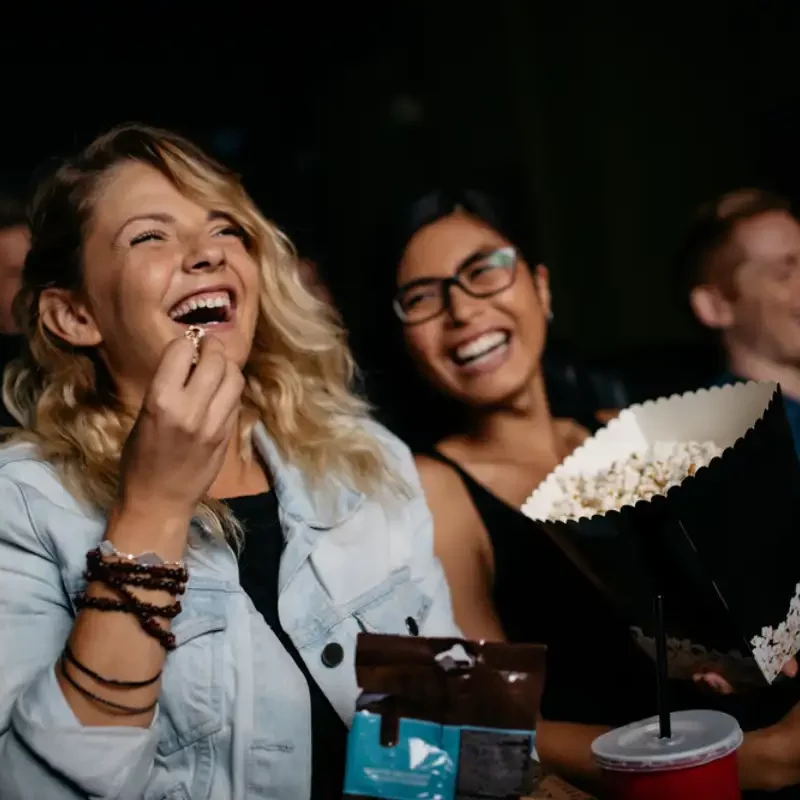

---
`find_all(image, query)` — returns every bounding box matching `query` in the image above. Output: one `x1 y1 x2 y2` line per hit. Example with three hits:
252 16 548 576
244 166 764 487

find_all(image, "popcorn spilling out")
550 441 723 520
751 583 800 682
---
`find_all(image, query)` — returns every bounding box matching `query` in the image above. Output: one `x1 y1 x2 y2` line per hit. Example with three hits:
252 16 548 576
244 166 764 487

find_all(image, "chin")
455 380 529 409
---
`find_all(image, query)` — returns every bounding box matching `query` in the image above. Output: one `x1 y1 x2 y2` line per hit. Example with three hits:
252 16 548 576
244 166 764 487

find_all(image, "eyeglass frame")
392 245 519 325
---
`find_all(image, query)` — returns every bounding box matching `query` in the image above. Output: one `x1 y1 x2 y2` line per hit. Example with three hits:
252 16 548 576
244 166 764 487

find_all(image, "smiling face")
39 161 260 404
396 211 550 407
691 210 800 366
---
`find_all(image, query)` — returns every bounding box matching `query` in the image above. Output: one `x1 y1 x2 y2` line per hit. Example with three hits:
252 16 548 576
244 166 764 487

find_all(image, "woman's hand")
740 695 800 791
118 334 244 528
762 697 800 788
693 658 798 695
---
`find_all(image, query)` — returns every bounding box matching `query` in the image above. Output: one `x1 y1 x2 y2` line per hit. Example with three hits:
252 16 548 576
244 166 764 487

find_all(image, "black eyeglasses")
393 246 518 325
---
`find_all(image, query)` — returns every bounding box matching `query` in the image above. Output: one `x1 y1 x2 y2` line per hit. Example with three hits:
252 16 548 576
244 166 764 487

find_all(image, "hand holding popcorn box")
522 381 800 688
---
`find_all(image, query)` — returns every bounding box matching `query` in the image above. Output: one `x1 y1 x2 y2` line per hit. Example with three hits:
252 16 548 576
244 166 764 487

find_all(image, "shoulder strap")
425 448 502 515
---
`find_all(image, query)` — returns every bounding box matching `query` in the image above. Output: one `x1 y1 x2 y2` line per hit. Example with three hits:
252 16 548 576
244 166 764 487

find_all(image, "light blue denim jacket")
0 420 459 800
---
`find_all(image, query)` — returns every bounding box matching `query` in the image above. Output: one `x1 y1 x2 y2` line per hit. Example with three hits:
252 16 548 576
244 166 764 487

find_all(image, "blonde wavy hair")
2 123 398 541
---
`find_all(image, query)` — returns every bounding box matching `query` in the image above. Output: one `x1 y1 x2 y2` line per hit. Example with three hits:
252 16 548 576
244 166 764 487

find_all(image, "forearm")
535 720 609 791
738 726 800 792
57 505 189 728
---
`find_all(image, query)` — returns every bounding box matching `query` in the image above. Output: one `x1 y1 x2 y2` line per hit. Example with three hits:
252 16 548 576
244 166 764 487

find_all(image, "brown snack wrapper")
342 634 547 800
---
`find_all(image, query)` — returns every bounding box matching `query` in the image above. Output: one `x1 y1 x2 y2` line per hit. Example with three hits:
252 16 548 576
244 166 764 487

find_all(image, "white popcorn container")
522 381 800 687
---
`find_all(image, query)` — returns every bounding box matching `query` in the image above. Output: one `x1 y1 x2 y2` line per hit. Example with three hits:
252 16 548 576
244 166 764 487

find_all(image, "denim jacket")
0 421 458 800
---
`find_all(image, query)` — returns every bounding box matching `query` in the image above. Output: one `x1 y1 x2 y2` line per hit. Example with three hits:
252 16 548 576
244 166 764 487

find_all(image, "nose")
181 235 225 274
445 282 483 326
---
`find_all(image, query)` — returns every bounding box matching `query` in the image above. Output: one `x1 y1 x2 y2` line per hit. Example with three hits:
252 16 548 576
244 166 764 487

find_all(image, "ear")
39 288 103 347
533 264 551 319
689 284 735 331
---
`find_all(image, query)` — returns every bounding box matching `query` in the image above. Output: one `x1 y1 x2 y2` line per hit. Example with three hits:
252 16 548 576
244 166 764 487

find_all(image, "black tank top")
425 449 657 725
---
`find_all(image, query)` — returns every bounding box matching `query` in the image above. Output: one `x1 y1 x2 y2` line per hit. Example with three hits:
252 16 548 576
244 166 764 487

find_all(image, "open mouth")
451 330 511 366
168 290 235 326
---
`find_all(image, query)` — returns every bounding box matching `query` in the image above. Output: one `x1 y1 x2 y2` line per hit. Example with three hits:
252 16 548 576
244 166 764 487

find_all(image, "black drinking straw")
654 593 671 739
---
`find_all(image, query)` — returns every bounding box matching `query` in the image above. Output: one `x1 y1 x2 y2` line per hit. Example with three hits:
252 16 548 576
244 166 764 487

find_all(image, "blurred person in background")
681 189 800 455
0 192 29 427
0 125 458 800
385 189 800 798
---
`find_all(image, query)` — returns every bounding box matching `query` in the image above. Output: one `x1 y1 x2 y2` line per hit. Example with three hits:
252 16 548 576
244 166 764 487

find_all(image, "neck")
726 342 800 402
462 370 560 459
209 422 270 499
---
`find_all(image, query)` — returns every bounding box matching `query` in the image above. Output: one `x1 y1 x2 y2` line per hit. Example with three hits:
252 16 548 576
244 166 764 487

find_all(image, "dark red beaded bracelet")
75 594 178 650
86 547 188 583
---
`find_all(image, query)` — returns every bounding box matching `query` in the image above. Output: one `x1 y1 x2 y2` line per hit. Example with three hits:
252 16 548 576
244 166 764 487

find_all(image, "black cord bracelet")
60 656 158 715
62 645 162 689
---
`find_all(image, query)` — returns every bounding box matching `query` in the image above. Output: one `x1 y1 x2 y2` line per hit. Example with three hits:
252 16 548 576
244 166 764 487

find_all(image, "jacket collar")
251 422 366 530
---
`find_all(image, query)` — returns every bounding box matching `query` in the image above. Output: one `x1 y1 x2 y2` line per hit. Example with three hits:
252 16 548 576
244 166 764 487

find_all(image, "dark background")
2 1 799 424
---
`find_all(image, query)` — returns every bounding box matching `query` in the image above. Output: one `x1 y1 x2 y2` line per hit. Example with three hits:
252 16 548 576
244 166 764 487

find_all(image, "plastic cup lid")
591 710 743 773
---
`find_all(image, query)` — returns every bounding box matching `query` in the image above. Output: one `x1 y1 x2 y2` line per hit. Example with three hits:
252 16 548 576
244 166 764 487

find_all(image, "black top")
225 491 348 800
427 450 800 799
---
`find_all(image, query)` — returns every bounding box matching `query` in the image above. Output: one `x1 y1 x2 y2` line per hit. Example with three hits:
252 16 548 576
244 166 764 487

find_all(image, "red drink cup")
591 710 742 800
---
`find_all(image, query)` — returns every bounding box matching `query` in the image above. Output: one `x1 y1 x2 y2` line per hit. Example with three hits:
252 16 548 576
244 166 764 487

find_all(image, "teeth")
169 290 231 321
455 331 508 362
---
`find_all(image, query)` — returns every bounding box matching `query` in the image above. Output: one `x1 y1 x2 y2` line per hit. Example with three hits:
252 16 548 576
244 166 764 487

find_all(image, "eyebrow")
113 210 233 244
456 247 496 271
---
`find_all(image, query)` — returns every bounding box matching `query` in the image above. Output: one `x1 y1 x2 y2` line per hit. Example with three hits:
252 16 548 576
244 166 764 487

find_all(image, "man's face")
0 225 29 335
693 211 800 366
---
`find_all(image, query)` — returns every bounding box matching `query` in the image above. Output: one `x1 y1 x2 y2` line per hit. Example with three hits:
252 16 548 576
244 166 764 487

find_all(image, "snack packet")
343 634 547 800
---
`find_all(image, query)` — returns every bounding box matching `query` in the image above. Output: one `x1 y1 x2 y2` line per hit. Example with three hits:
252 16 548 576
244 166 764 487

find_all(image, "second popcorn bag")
522 381 800 688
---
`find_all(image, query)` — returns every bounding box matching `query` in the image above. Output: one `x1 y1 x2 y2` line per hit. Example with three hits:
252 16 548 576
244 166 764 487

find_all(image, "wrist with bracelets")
77 543 189 652
65 542 189 714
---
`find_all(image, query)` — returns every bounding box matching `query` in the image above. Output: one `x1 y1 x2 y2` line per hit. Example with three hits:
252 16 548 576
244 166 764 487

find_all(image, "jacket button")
321 642 344 668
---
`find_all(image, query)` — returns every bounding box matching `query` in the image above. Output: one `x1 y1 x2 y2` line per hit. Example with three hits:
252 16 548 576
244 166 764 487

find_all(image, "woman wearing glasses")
384 190 800 796
389 190 591 646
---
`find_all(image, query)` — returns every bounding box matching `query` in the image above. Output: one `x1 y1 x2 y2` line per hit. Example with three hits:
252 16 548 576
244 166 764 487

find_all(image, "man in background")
0 193 29 427
679 188 800 454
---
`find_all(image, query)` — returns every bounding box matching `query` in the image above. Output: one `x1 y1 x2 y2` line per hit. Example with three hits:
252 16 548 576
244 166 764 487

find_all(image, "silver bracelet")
98 540 186 569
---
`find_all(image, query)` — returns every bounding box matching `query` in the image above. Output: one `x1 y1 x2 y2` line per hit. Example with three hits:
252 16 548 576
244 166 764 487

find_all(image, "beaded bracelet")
75 594 179 651
88 546 188 584
78 545 187 651
85 558 186 597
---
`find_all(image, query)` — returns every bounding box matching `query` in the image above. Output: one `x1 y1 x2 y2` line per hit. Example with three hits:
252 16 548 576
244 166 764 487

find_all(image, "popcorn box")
522 382 800 687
